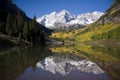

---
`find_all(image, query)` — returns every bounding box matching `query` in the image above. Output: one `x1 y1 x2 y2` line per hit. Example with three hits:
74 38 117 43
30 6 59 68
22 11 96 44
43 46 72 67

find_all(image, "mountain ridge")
37 10 104 30
50 0 120 42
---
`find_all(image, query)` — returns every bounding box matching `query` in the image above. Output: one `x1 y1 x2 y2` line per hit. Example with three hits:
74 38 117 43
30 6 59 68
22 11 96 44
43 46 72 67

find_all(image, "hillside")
75 0 120 42
50 0 120 42
0 0 51 46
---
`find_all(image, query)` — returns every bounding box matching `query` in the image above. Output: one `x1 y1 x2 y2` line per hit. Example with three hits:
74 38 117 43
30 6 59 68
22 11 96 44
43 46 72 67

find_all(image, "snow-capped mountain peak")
37 10 104 30
58 9 70 15
49 11 57 16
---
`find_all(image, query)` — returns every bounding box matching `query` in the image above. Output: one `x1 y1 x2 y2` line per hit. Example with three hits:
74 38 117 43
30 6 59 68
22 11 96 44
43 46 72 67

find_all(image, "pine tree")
23 21 28 40
0 21 5 33
29 16 39 43
6 13 13 35
17 10 24 33
30 15 38 33
10 16 17 36
13 16 18 36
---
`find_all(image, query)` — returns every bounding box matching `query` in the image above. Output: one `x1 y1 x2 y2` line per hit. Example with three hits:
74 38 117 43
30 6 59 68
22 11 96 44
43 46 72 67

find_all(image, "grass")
50 23 120 43
75 23 120 42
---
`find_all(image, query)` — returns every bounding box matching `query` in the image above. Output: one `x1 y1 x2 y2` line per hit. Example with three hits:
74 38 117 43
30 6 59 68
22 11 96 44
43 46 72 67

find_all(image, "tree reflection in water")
0 42 120 80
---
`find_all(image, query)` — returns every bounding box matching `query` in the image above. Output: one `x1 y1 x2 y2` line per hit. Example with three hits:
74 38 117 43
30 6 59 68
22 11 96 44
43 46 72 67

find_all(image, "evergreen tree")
17 10 24 33
6 13 11 34
39 30 45 44
6 13 13 35
23 21 29 40
13 16 18 36
29 16 39 44
29 20 33 42
0 21 5 33
10 16 17 36
30 16 38 33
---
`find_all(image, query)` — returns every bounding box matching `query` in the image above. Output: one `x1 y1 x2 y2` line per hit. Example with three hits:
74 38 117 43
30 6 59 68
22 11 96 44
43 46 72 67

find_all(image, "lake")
0 43 120 80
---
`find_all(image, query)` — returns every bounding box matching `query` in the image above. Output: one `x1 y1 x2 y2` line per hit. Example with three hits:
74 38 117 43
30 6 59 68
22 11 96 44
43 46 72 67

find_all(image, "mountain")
37 10 104 30
75 0 120 42
51 0 120 42
96 0 120 25
0 0 51 46
50 0 120 42
0 0 26 21
0 0 51 34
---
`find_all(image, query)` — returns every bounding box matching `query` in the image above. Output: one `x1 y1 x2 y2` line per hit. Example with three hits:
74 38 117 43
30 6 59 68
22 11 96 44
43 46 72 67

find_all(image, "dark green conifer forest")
0 0 49 45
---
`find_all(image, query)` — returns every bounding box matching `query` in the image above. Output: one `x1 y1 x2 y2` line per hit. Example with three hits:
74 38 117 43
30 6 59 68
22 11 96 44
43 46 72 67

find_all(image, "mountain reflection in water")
17 55 110 80
1 43 118 80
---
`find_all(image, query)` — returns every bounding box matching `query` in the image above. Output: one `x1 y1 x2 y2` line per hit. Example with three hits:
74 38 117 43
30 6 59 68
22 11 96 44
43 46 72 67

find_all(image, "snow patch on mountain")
37 10 104 30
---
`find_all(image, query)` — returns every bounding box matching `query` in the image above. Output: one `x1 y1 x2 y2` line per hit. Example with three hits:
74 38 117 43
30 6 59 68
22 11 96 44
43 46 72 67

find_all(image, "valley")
0 0 120 80
49 0 120 43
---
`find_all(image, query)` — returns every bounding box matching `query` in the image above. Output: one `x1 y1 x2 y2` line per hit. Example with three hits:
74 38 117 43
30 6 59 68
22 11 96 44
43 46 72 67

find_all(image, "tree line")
0 10 45 45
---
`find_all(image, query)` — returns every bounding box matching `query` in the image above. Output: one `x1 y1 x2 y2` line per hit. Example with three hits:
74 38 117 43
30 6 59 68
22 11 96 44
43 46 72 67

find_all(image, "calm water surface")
0 43 120 80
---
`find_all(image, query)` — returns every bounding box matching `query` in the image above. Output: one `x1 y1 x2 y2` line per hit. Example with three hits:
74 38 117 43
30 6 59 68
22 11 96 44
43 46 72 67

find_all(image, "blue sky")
13 0 114 18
